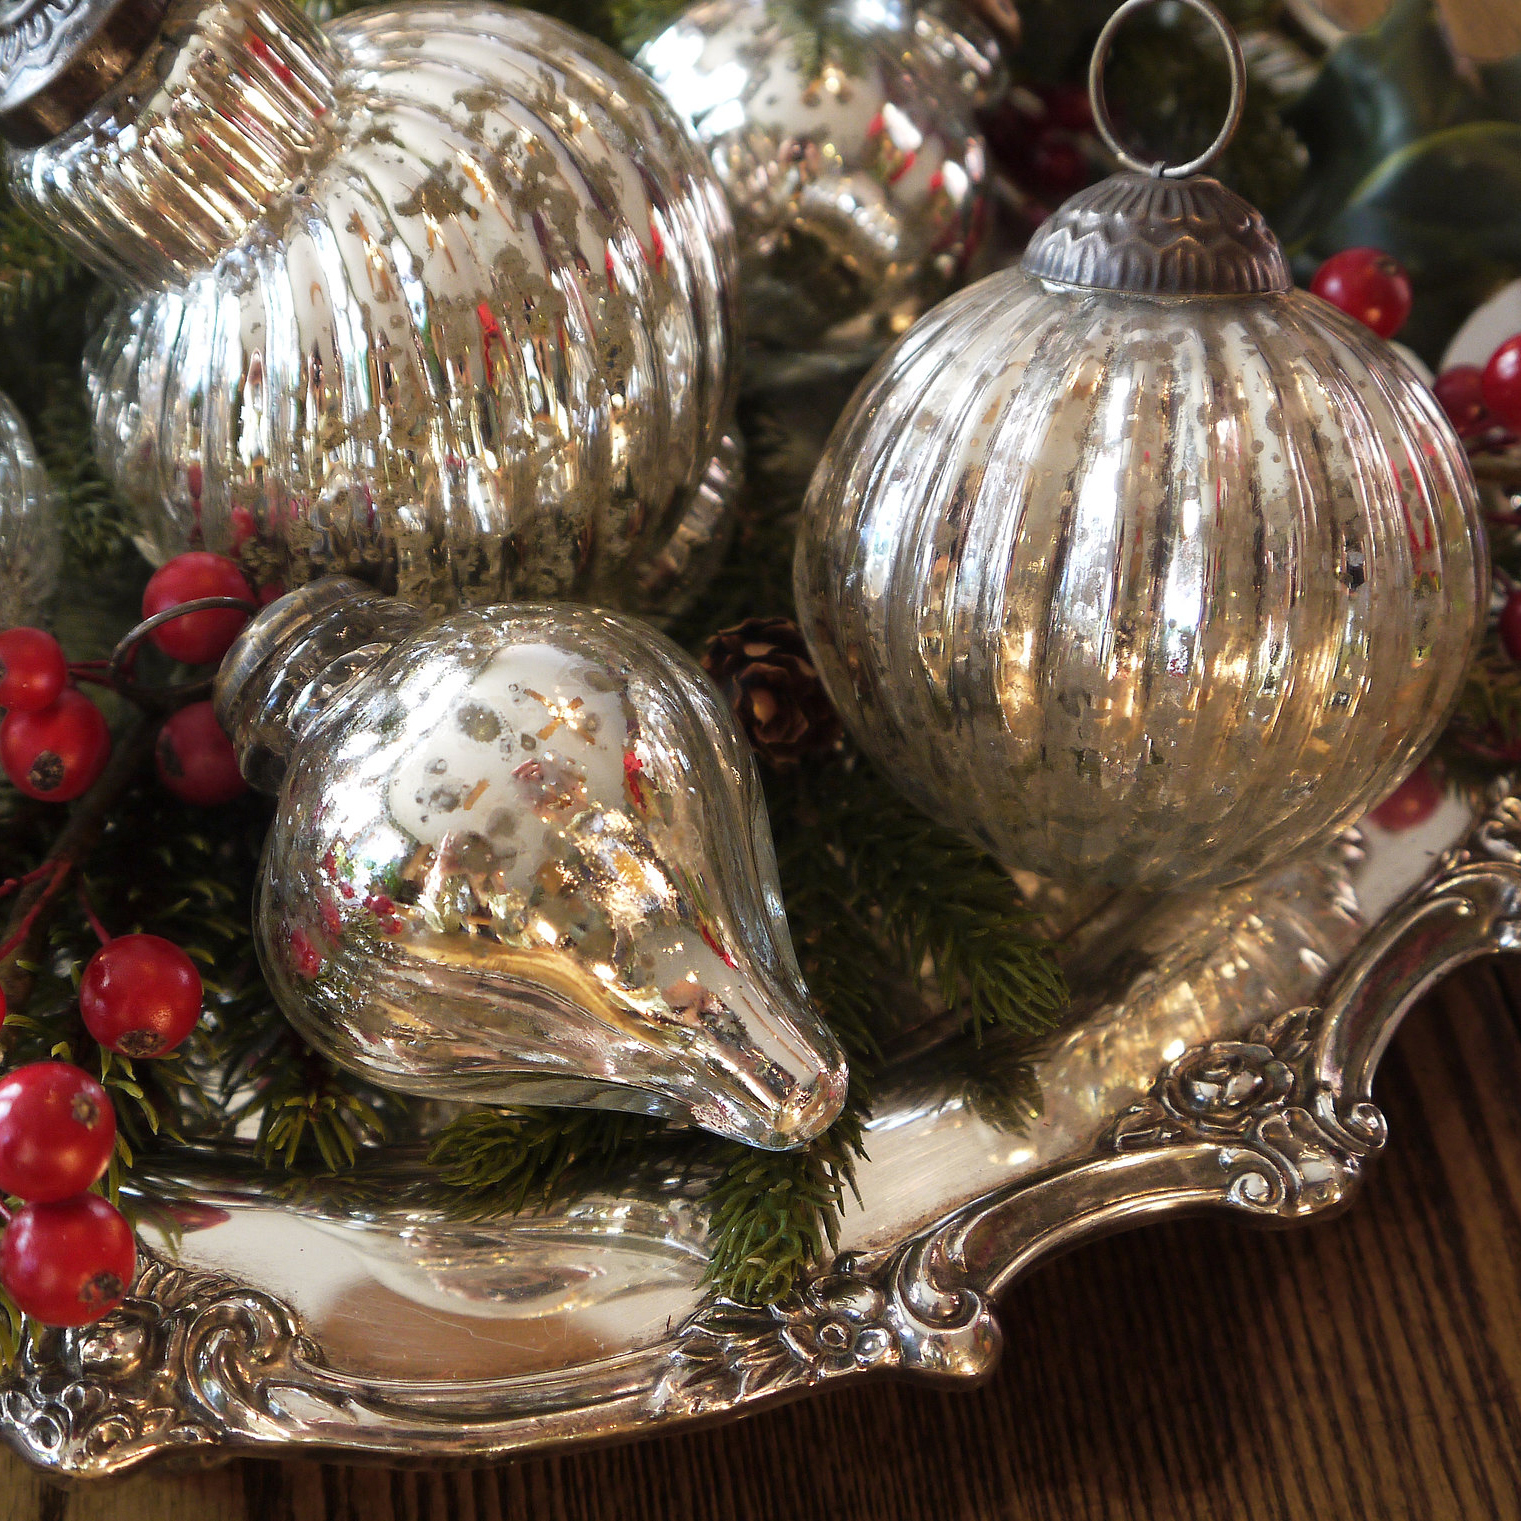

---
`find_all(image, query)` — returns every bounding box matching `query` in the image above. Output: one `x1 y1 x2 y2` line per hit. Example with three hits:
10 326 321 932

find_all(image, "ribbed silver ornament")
638 0 998 368
796 166 1487 889
0 392 61 628
6 0 742 618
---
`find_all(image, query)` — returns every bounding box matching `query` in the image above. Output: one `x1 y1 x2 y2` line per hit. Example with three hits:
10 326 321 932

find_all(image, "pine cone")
703 617 843 769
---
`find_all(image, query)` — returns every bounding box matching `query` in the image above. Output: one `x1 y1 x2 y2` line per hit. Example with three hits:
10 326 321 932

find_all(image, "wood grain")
5 963 1521 1521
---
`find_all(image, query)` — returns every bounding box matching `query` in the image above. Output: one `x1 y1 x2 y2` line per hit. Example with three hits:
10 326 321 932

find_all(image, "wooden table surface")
3 962 1520 1521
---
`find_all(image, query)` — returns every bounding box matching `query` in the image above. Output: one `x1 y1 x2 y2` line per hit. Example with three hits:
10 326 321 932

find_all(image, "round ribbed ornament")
3 0 741 619
795 0 1487 891
638 0 999 369
0 393 61 628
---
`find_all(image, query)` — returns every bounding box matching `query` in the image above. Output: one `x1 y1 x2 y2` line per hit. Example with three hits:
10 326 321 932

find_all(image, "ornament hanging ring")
109 597 260 709
1088 0 1246 179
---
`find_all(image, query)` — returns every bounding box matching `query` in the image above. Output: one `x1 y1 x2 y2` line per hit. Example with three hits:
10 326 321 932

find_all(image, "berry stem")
0 863 61 901
0 862 71 964
75 883 113 948
0 715 154 1020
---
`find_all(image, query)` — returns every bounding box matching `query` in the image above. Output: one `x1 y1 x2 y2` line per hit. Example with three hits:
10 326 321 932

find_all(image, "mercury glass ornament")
0 0 741 619
638 0 999 368
0 393 61 629
794 0 1487 892
214 576 848 1150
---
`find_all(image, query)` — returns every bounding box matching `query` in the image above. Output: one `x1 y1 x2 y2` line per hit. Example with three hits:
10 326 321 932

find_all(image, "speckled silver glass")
4 0 741 618
0 392 61 628
795 172 1488 890
638 0 997 365
214 576 847 1150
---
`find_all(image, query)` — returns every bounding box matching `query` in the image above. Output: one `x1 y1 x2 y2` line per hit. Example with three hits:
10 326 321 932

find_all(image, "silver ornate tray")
4 774 1515 1477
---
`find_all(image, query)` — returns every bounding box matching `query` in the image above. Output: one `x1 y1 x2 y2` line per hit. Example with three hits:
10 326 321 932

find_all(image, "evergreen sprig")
0 190 79 330
427 1107 674 1214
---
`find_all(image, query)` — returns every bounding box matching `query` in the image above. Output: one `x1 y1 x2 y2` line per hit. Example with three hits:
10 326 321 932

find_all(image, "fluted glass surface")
796 268 1487 889
9 0 742 617
215 577 847 1150
638 0 993 362
0 391 60 628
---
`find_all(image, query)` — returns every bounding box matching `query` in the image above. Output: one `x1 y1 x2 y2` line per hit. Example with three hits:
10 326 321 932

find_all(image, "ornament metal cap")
1020 0 1291 296
0 0 169 146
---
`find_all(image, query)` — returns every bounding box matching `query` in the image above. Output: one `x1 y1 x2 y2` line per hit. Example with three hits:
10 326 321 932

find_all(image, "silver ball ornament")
795 5 1487 892
638 0 1000 369
3 0 741 619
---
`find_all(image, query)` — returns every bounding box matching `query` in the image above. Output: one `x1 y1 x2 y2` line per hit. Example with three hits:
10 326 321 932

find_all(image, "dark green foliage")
0 188 79 329
427 1107 674 1212
1276 0 1521 364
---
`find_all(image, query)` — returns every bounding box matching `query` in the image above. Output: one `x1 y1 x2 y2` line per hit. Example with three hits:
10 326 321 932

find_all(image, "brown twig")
0 713 154 1017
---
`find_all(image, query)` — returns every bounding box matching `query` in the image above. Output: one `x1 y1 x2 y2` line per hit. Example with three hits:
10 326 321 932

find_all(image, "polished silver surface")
7 0 742 619
213 577 847 1150
795 266 1487 890
0 766 1510 1476
637 0 996 366
0 390 61 628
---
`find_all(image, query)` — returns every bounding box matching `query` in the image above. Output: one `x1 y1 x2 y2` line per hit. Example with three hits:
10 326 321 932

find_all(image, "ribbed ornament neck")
1021 170 1292 296
215 577 424 794
5 0 338 286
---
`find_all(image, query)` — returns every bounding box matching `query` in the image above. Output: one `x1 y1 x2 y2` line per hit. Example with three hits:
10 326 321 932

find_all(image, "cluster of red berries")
0 551 256 808
1432 337 1521 452
0 1063 132 1327
1306 247 1521 448
0 627 110 803
0 939 204 1326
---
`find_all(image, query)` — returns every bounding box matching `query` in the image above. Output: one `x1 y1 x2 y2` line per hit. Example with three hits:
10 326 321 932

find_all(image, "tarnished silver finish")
637 0 996 365
0 391 61 627
0 768 1513 1476
795 260 1486 891
1020 172 1292 295
6 0 742 618
213 577 848 1150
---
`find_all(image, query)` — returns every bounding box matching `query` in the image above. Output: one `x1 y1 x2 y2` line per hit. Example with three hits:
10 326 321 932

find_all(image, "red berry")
141 553 254 666
1310 248 1413 340
0 628 67 713
0 689 111 801
0 1063 116 1203
1368 765 1443 832
1482 335 1521 433
79 935 203 1059
1434 365 1493 439
0 1193 135 1327
155 702 247 806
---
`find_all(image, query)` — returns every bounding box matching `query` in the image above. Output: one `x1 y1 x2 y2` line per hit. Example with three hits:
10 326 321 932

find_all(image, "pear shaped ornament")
638 0 999 372
0 393 61 629
1 0 741 620
795 0 1488 892
215 578 848 1150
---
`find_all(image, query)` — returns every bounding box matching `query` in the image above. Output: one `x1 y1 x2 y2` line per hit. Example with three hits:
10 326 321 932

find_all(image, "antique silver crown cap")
1020 0 1289 296
0 0 169 145
1020 171 1292 296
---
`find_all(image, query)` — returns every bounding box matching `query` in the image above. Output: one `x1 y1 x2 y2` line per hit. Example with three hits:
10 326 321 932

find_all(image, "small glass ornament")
638 0 1000 374
0 393 61 629
0 0 741 620
794 0 1488 892
214 577 848 1150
